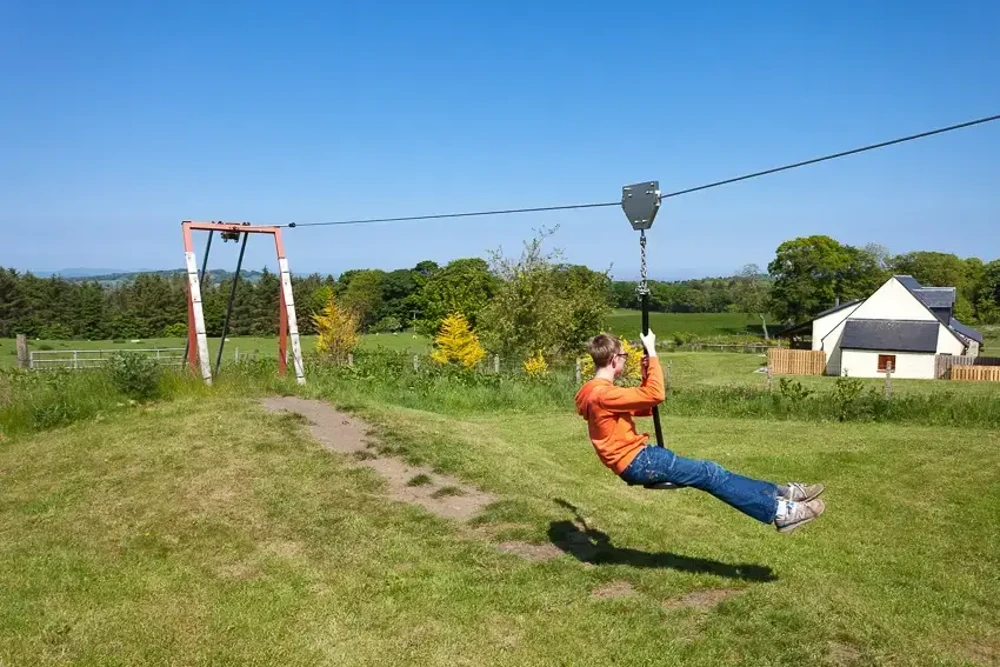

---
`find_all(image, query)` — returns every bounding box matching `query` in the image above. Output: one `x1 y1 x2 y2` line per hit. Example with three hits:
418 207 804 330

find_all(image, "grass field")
0 332 431 368
607 310 763 339
1 389 997 665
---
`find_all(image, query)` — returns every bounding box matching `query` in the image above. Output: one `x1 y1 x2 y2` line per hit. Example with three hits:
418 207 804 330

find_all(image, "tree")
891 251 979 321
734 263 771 339
768 235 886 324
975 260 1000 324
0 268 25 338
312 293 359 362
416 258 497 335
478 228 608 359
340 269 385 331
430 313 485 368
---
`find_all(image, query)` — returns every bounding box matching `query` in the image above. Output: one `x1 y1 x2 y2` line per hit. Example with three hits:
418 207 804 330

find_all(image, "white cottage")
780 275 983 379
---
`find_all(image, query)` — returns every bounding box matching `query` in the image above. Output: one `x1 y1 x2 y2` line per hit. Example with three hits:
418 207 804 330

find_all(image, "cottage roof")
840 319 939 353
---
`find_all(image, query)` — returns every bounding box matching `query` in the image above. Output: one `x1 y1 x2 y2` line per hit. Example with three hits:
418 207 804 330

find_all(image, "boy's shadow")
548 499 777 583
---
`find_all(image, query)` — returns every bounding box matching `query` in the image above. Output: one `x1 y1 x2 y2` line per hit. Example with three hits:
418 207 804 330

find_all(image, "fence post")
413 355 419 372
73 350 78 370
666 361 672 395
766 364 773 392
884 362 893 397
16 334 29 369
494 355 500 375
575 358 582 384
347 353 354 367
235 348 240 363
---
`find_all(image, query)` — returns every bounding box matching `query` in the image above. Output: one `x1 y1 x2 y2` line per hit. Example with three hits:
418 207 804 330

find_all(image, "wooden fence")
767 348 827 375
934 355 1000 379
951 365 1000 382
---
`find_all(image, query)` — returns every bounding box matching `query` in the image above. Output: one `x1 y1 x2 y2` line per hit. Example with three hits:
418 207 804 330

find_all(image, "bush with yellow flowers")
430 313 486 369
522 350 549 378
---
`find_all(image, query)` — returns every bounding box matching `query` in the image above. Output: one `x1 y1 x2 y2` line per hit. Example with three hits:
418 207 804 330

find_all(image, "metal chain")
637 230 649 295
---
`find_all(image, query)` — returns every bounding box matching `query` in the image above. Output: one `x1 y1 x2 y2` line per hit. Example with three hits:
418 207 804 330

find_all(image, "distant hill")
57 269 267 285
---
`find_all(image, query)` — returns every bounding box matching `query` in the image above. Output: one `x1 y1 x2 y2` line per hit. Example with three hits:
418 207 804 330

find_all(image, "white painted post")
185 250 213 385
575 358 582 384
278 257 306 385
885 362 893 397
73 350 78 370
494 355 500 374
766 365 773 392
347 353 354 367
413 355 419 372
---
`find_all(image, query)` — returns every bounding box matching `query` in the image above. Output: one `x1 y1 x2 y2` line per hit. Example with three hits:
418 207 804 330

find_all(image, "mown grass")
1 395 997 665
0 332 431 368
607 310 764 341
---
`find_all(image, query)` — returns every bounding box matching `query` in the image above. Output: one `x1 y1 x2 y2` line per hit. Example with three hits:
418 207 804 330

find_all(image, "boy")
574 331 825 533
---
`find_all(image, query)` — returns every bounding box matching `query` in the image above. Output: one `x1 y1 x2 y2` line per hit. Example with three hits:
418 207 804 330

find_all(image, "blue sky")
1 1 998 280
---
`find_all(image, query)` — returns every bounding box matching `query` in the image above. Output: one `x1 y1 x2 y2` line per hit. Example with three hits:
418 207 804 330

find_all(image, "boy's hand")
639 330 657 358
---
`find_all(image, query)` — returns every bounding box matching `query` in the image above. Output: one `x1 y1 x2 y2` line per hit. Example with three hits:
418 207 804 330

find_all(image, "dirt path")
260 396 495 522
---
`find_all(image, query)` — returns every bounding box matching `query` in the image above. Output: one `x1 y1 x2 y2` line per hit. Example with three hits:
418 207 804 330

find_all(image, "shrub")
778 378 813 402
312 293 359 363
372 316 403 333
104 352 162 401
430 313 485 369
162 322 188 338
523 351 549 378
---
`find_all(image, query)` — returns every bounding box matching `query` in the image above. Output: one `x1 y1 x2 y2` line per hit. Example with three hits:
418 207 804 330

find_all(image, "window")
878 354 896 373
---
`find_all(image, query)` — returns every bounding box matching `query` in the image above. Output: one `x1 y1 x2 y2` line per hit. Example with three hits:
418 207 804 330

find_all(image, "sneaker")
782 482 824 502
775 498 825 534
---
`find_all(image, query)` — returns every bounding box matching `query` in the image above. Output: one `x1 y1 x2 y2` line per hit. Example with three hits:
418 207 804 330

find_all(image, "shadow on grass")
549 499 777 583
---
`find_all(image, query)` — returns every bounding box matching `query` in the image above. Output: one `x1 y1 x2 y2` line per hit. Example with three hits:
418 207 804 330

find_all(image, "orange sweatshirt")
574 357 666 474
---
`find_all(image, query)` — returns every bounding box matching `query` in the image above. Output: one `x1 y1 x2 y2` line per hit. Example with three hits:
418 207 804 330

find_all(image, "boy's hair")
587 333 622 368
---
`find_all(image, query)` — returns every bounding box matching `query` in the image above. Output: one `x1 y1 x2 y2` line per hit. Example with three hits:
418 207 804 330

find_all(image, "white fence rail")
29 348 186 370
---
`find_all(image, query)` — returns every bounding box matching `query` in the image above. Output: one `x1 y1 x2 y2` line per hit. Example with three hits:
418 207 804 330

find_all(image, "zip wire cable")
283 112 1000 229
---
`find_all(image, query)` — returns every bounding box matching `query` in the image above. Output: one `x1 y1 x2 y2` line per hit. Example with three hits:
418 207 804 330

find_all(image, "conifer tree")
430 313 485 369
312 293 359 362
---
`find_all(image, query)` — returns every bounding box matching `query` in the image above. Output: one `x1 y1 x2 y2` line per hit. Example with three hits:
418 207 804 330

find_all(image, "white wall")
850 278 936 321
936 323 965 355
840 350 936 379
811 302 862 351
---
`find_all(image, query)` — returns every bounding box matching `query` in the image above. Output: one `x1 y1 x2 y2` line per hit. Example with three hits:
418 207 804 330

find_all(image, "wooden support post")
347 353 354 367
494 355 500 374
413 355 419 372
665 361 672 395
575 358 582 384
766 365 773 392
16 334 28 369
884 362 893 397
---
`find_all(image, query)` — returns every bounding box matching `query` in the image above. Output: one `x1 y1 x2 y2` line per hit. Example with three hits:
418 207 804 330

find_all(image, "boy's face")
611 347 627 377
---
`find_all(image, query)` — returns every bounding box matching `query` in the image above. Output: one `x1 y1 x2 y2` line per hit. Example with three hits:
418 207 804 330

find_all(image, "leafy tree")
416 258 497 335
0 268 25 337
341 269 385 331
430 313 485 368
734 263 771 339
312 293 359 362
768 235 886 324
478 228 608 359
891 251 979 321
975 260 1000 324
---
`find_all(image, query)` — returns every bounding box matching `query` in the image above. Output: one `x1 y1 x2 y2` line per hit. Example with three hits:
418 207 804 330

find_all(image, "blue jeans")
620 446 781 524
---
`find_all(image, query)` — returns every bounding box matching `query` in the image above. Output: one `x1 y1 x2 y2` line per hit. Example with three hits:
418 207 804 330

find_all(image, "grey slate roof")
895 275 924 292
840 319 940 353
949 317 984 344
912 287 956 309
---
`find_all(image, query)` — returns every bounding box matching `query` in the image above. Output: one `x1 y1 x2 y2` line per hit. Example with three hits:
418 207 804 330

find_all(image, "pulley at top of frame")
215 220 251 243
620 181 661 231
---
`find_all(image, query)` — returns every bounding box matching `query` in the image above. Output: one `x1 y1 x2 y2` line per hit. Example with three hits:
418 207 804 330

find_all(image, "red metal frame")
181 221 294 379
